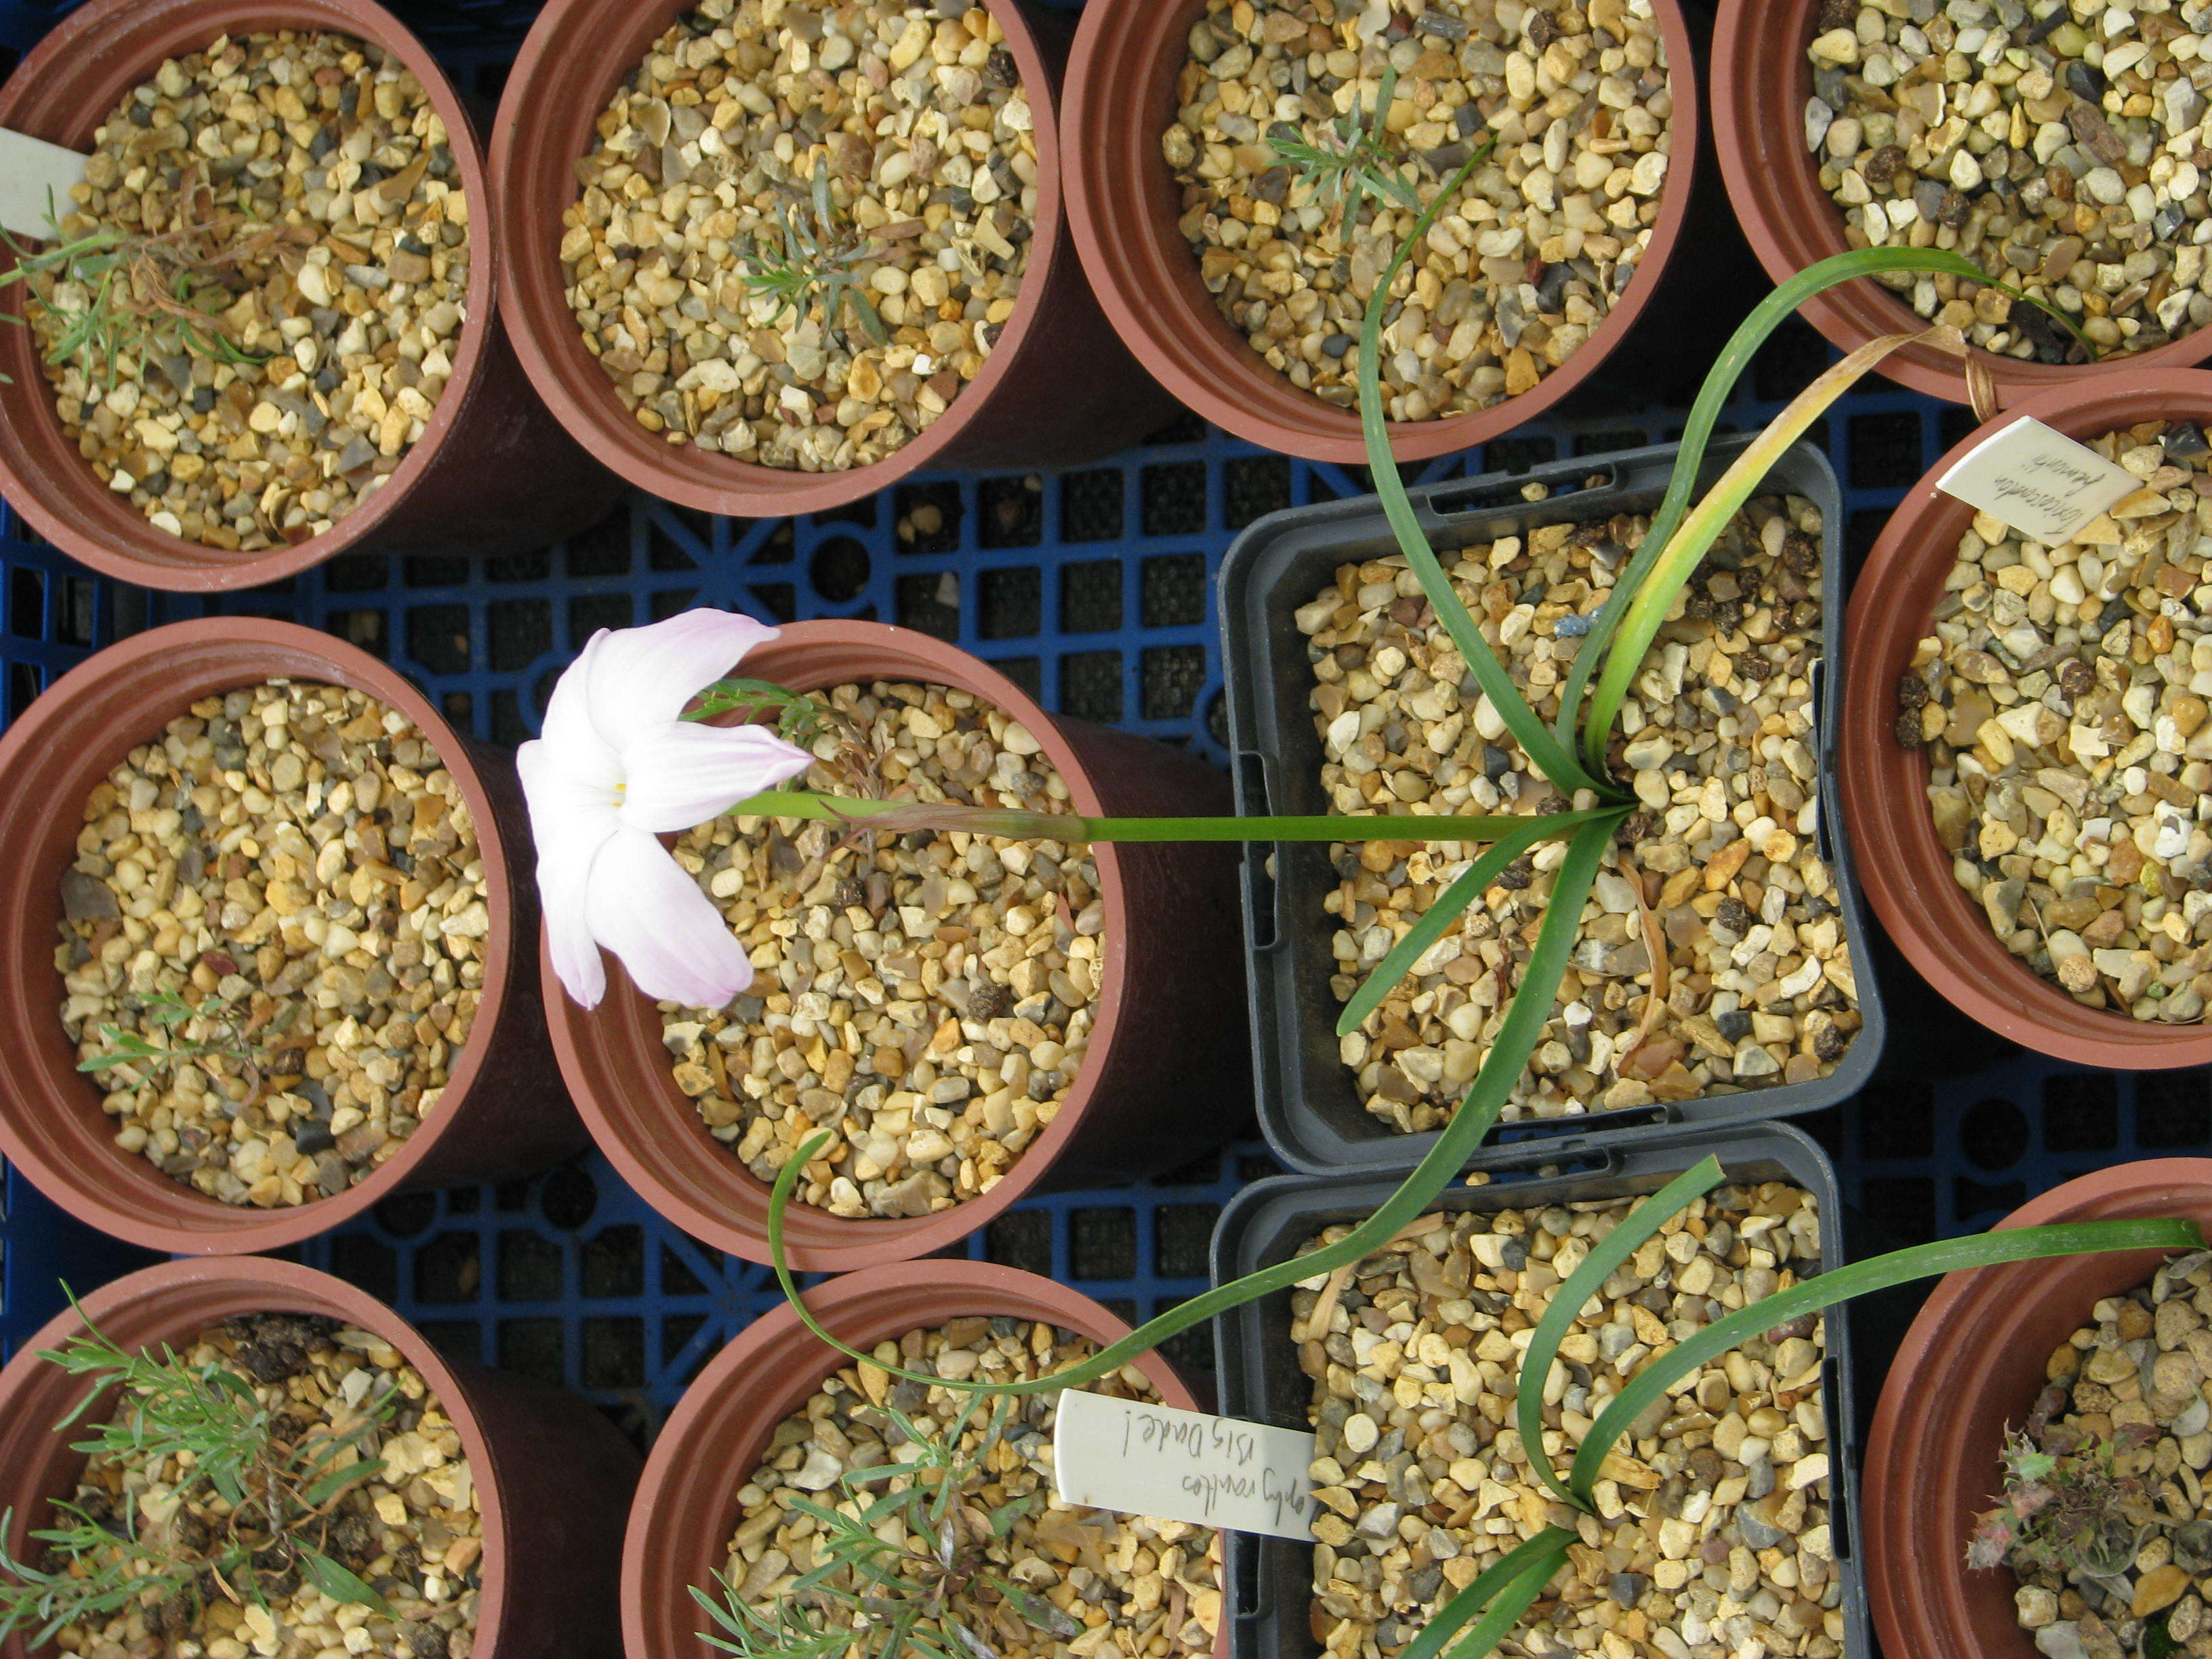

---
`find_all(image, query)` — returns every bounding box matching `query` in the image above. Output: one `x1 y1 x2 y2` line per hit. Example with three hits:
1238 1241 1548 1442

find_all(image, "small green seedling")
77 987 296 1108
735 157 890 353
1267 64 1434 228
693 1386 1080 1659
0 1296 395 1651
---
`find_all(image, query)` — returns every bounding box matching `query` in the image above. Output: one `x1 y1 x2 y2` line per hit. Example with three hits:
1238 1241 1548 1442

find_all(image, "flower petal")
517 739 622 1008
536 633 623 792
581 611 779 756
617 720 815 834
584 827 756 1008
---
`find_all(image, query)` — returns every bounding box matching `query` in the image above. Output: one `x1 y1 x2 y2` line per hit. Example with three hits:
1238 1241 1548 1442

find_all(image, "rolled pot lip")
1839 368 2212 1066
0 0 505 593
0 616 523 1252
1710 0 2212 407
0 1255 511 1658
1862 1158 2212 1659
1059 0 1702 464
621 1258 1212 1659
489 0 1073 518
543 619 1134 1273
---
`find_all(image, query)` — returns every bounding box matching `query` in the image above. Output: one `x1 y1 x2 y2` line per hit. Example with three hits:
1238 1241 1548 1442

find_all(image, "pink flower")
518 611 813 1009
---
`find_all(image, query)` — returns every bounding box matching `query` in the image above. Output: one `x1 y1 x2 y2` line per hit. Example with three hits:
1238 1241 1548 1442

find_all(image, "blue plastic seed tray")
0 0 2199 1463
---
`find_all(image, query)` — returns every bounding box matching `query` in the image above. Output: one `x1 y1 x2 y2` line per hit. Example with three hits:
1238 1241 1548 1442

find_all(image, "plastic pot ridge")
0 0 622 592
1839 370 2212 1066
1062 0 1704 463
545 619 1245 1273
0 1257 640 1659
0 617 586 1254
490 0 1170 520
1863 1160 2212 1659
1712 0 2212 406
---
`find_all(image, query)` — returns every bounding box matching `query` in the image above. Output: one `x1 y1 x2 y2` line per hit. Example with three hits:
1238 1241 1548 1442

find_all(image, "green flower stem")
1397 1528 1575 1659
1563 1216 2205 1502
1354 138 1603 801
765 816 1620 1401
724 788 1618 847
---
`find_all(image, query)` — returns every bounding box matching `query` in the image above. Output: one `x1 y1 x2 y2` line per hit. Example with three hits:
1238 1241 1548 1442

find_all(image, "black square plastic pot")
1219 437 1886 1176
1208 1120 1868 1659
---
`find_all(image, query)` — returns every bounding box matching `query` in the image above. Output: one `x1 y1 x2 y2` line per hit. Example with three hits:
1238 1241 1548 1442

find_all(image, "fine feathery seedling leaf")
1268 64 1423 225
765 812 1620 1399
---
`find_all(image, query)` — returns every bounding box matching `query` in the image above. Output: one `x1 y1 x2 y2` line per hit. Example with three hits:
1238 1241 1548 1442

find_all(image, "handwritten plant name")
1120 1406 1312 1532
1986 450 2117 521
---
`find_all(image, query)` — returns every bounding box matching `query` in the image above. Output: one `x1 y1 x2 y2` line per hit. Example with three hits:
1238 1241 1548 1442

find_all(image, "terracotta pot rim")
1059 0 1702 464
0 0 510 592
545 619 1141 1272
491 0 1078 518
0 617 525 1252
621 1260 1216 1659
1864 1160 2212 1659
0 1256 514 1645
1839 369 2212 1066
1710 0 2212 406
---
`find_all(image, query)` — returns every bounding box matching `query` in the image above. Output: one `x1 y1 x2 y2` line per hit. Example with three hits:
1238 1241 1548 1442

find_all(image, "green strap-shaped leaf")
1336 806 1618 1037
1397 1526 1576 1659
1551 244 2083 775
1436 1552 1563 1659
768 815 1622 1397
1353 140 1603 798
1569 1216 2206 1500
1515 1158 1725 1507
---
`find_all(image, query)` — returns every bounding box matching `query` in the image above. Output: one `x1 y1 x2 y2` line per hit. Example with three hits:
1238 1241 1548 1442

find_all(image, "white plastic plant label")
0 129 87 240
1051 1391 1317 1540
1935 415 2139 544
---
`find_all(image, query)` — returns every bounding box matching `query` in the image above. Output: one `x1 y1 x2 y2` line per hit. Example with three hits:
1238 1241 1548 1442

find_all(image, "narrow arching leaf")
1338 811 1601 1038
767 817 1620 1398
1397 1528 1576 1659
1569 1217 2206 1501
1551 244 2081 771
1515 1158 1725 1507
1437 1553 1562 1659
1355 138 1598 798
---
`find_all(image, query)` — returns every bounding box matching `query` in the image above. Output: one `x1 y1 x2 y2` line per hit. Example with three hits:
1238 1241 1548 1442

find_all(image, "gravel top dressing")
33 30 469 550
1167 0 1673 419
661 679 1102 1219
1302 490 1859 1132
58 680 488 1208
563 0 1036 472
1907 419 2212 1023
1293 1183 1835 1659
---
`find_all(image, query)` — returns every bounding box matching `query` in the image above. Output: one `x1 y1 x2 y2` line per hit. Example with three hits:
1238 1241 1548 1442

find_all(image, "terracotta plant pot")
489 0 1170 520
1863 1160 2212 1659
0 617 586 1254
1711 0 2212 408
0 1256 640 1659
624 1258 1225 1659
544 618 1244 1273
1061 0 1704 464
1838 369 2212 1067
0 0 622 594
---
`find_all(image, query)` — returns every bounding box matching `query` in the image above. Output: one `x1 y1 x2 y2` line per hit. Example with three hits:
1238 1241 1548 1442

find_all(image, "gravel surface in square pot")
1222 438 1885 1177
1711 0 2212 409
1839 369 2212 1067
0 1256 639 1659
1211 1122 1865 1659
0 0 621 593
544 619 1244 1273
0 618 581 1255
1061 0 1704 464
489 0 1169 520
626 1260 1225 1659
1863 1160 2212 1659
